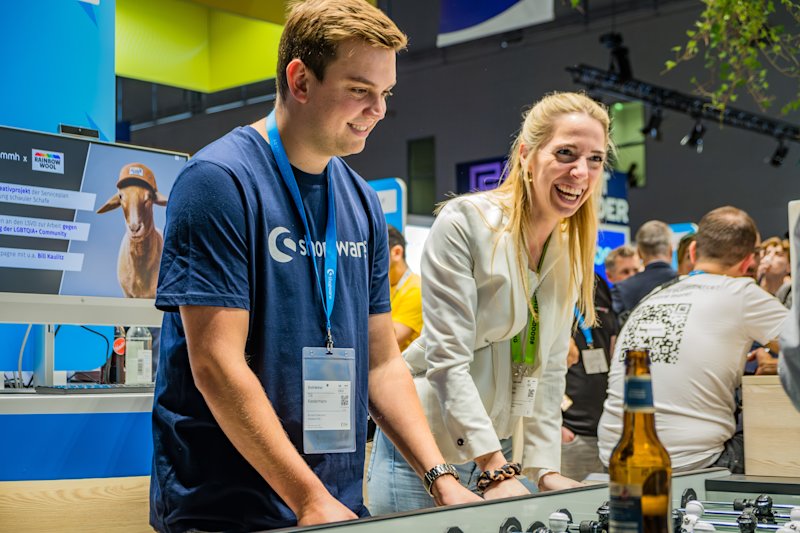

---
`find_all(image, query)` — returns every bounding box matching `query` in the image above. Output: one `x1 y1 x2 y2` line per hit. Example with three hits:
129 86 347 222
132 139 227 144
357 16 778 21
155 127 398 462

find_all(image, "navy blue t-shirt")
150 126 390 533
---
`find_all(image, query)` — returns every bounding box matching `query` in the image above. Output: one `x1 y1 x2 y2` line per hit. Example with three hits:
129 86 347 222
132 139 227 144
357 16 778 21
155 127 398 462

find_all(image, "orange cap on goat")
116 163 160 192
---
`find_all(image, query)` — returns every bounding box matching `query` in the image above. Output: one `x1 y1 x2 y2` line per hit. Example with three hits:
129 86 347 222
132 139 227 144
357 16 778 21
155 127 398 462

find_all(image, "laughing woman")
367 92 613 513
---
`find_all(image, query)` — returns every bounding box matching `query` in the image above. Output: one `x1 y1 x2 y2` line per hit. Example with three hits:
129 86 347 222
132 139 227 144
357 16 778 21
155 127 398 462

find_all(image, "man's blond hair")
277 0 408 101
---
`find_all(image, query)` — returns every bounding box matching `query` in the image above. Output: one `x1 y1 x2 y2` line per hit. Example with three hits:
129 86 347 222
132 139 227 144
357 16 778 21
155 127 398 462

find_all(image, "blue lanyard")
573 306 593 348
688 270 705 276
266 111 338 350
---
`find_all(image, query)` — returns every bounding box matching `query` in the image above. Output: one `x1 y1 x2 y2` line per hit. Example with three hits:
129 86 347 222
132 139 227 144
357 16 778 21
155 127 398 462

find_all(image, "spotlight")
766 140 789 167
600 32 633 81
680 120 706 153
641 108 664 140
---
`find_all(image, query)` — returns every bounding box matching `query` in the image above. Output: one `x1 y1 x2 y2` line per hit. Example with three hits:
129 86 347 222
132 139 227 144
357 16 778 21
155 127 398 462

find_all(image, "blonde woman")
368 92 613 514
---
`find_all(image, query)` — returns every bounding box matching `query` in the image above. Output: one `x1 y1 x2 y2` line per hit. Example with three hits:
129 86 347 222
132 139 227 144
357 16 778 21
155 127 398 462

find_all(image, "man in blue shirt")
150 1 478 531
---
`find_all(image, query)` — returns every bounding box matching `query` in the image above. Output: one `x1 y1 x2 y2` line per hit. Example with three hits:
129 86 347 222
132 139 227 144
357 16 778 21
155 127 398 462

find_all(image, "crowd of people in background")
384 208 797 492
143 2 800 530
560 215 796 478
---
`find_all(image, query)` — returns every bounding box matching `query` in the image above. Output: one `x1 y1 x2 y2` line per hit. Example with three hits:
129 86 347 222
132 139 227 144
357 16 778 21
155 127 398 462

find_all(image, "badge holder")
302 347 356 454
582 347 609 374
511 285 545 417
510 324 540 418
511 362 539 418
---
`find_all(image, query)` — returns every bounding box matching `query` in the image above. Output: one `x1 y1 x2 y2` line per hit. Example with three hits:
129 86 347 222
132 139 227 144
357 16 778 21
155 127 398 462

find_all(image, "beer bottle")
608 348 672 533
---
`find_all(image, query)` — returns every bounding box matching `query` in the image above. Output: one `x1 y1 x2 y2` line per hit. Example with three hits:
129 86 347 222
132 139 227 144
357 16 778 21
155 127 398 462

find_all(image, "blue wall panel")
0 411 152 481
0 0 117 376
0 0 115 139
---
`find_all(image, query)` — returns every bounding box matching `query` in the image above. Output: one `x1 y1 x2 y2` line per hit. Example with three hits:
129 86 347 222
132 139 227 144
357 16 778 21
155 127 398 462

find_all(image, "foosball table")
272 469 800 533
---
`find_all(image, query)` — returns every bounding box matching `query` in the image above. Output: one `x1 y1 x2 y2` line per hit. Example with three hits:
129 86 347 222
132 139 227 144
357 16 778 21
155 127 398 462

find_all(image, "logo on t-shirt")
619 302 691 364
268 226 368 263
268 227 296 263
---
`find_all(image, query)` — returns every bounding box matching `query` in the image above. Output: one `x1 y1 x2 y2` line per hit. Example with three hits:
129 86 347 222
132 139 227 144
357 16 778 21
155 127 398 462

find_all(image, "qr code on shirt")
340 395 349 408
618 303 691 365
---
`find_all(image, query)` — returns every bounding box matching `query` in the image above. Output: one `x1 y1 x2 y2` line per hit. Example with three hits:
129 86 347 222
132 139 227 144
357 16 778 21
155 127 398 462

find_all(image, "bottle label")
113 337 125 355
140 349 153 383
125 341 153 384
624 376 655 412
610 482 643 533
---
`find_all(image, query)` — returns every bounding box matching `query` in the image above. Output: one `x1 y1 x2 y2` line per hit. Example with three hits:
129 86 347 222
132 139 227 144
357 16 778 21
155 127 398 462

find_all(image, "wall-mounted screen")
0 125 188 326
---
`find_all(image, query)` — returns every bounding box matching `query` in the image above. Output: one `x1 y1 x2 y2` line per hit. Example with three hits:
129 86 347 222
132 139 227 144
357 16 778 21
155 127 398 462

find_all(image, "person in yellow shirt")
388 225 423 351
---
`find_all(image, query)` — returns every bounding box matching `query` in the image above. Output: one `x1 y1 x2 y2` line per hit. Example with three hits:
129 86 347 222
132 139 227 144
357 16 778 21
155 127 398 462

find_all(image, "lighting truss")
566 64 800 144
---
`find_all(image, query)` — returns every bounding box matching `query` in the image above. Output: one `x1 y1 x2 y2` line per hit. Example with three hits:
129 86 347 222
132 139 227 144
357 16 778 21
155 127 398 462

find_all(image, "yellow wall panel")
186 0 375 22
116 0 210 91
208 11 283 92
117 0 379 92
186 0 286 24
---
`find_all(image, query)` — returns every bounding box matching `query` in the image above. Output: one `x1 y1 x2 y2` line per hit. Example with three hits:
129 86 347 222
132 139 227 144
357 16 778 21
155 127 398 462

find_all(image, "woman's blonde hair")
494 92 613 326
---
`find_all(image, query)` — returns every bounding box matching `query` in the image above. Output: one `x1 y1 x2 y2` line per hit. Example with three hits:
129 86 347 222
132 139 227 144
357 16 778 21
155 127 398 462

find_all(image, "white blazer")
404 192 577 481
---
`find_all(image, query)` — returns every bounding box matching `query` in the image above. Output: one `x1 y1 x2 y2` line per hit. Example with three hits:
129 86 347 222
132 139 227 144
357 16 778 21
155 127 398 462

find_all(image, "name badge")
582 348 609 374
304 380 351 431
302 346 356 454
511 375 538 417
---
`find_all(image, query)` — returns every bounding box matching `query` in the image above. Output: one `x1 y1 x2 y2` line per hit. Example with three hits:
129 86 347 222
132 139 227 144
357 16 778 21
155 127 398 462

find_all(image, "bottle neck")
622 374 658 432
622 410 658 432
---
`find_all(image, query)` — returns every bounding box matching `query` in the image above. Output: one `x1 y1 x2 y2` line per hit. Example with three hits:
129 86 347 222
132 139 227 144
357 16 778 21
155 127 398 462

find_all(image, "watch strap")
422 463 460 496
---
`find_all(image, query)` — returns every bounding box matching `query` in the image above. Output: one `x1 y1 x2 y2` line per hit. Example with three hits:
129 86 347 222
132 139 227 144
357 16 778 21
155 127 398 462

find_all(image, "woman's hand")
430 475 483 506
481 476 531 500
537 472 584 492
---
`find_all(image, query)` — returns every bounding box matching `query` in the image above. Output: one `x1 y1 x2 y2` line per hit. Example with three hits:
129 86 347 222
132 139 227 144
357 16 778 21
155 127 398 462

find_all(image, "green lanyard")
511 236 550 368
511 293 540 366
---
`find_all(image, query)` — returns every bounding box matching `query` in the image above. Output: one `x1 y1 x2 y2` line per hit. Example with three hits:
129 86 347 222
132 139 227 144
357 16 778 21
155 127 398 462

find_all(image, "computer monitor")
0 125 188 328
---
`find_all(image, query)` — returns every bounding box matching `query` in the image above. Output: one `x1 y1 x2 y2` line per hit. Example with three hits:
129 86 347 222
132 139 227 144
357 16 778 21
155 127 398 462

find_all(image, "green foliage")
568 0 800 115
665 0 800 115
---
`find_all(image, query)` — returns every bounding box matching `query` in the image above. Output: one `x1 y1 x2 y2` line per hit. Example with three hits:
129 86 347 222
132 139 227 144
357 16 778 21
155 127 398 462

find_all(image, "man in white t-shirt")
598 206 788 473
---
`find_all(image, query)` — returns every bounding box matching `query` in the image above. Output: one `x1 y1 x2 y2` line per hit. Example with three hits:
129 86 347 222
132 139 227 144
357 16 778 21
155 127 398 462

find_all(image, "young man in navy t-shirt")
150 1 479 531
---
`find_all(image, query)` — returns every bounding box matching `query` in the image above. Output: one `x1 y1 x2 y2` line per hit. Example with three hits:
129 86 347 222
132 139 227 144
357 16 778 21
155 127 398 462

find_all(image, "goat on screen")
97 163 168 298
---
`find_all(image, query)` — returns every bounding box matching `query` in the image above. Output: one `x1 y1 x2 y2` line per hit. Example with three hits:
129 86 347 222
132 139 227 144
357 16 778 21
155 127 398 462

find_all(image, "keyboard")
35 383 155 394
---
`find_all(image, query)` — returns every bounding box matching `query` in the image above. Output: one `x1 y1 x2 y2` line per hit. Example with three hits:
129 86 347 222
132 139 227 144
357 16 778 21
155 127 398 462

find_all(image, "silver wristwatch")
422 463 459 496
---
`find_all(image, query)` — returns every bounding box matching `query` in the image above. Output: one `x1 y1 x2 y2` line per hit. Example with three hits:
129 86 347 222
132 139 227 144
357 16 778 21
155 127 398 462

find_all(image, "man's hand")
561 426 575 444
747 346 778 375
567 338 580 368
481 476 531 501
295 495 358 526
430 475 482 506
538 472 584 492
182 306 342 522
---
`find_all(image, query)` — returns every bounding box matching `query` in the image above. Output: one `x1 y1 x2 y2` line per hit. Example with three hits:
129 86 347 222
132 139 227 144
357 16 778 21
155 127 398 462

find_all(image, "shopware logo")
31 150 64 174
268 226 367 264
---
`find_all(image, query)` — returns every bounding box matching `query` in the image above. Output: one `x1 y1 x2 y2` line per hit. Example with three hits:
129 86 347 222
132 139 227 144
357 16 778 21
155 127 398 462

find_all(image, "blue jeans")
366 428 536 516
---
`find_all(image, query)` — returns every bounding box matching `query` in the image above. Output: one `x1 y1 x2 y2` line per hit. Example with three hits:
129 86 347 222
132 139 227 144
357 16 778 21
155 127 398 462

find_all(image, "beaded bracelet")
476 462 522 493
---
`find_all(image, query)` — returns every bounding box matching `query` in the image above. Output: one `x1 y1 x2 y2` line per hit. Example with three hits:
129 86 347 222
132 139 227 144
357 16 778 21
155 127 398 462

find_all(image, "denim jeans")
366 427 536 516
